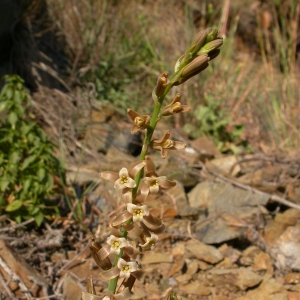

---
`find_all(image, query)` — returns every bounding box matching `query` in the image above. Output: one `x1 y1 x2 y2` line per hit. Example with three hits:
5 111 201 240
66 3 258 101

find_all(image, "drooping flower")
127 109 150 134
140 233 159 251
150 130 186 158
106 235 130 255
117 258 138 279
161 93 190 116
127 203 149 222
143 176 176 193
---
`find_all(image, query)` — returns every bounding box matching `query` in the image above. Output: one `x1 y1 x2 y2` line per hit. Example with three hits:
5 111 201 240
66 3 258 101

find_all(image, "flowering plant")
82 27 222 300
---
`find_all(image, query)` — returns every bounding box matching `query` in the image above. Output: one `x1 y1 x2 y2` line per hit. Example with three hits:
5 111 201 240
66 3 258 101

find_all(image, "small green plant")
83 28 223 300
183 95 247 153
0 75 63 226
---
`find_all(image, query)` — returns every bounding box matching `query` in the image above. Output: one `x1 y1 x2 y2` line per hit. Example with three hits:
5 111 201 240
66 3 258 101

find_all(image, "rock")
189 135 221 160
271 224 300 270
252 252 273 275
185 240 223 264
285 273 300 284
288 292 300 300
174 273 192 284
239 246 261 267
210 268 263 291
264 209 300 246
188 181 269 244
179 282 211 296
158 155 198 187
141 252 173 264
236 276 288 300
209 155 241 176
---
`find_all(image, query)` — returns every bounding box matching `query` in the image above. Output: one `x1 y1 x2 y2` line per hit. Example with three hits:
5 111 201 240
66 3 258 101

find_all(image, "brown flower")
161 93 190 116
150 130 186 158
127 109 150 134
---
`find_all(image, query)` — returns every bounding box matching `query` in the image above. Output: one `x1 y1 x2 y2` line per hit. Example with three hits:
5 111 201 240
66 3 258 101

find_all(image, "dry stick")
0 256 32 300
0 271 16 299
194 162 300 211
219 0 230 37
0 218 35 233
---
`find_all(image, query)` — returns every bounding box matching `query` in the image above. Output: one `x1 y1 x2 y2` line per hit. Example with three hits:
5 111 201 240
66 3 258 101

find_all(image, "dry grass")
40 0 300 150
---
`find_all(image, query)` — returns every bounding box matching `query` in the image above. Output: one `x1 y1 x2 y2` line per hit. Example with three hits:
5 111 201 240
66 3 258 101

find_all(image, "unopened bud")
197 38 223 55
205 28 219 43
189 29 208 55
181 55 209 77
172 55 209 86
208 49 221 61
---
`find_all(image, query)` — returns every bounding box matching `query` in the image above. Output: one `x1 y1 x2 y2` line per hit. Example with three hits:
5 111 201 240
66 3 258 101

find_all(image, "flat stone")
180 282 211 296
210 268 263 291
185 240 223 264
175 273 192 284
210 155 241 176
235 276 288 300
188 181 269 244
141 252 173 264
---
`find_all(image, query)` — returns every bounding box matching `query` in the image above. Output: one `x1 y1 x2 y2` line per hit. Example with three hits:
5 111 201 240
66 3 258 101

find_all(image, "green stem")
108 227 127 293
132 84 172 196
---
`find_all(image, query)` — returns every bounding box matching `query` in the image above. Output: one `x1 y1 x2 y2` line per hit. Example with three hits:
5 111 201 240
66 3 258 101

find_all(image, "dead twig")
0 218 35 233
0 256 32 300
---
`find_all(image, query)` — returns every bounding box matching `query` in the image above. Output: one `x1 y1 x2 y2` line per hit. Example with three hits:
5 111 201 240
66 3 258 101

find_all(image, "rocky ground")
0 95 300 300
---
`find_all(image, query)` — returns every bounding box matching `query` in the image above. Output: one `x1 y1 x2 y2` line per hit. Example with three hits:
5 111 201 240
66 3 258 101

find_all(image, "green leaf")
6 200 23 212
37 168 46 181
34 210 44 227
8 112 18 126
27 205 40 215
9 152 20 164
22 178 31 194
0 101 7 112
21 155 37 170
6 87 13 100
0 176 10 192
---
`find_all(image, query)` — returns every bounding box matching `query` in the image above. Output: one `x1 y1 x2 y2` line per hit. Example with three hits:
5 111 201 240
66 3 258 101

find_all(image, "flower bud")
197 38 223 55
205 28 219 43
189 29 208 56
172 55 209 86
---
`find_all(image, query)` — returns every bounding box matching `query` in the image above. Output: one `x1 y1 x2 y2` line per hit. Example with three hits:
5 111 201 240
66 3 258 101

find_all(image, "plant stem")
108 62 186 294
